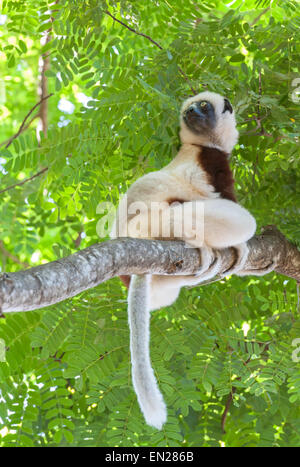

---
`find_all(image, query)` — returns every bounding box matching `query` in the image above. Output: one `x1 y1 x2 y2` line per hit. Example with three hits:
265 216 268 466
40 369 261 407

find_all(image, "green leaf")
18 39 27 53
230 53 245 63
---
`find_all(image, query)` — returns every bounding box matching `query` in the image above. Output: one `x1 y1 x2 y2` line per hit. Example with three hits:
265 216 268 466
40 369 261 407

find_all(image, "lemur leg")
170 198 274 277
148 248 223 311
202 200 273 276
220 242 249 277
235 258 275 276
171 198 257 248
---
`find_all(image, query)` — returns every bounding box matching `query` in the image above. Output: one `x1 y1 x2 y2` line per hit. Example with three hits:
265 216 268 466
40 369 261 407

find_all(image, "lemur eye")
200 101 207 108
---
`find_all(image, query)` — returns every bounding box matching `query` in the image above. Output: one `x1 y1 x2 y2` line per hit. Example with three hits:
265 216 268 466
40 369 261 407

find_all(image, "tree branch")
1 94 53 150
0 167 48 196
0 226 299 314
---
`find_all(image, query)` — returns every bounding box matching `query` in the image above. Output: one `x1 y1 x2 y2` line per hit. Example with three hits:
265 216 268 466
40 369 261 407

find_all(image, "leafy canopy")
0 0 299 447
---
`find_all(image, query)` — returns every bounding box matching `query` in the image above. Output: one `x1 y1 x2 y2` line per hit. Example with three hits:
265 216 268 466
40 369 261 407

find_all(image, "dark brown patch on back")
198 146 237 202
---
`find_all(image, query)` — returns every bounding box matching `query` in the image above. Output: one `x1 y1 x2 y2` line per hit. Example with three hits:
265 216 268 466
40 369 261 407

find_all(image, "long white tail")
128 274 167 430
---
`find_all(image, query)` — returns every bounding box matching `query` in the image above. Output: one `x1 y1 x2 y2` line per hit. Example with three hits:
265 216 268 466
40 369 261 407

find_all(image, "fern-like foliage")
0 0 299 447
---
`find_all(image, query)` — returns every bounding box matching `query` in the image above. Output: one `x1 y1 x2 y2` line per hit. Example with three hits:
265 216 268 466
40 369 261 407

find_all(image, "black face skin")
183 100 216 134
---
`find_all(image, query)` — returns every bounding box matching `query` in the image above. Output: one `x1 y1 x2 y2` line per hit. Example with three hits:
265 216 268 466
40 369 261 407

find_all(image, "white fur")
128 274 167 429
111 92 259 429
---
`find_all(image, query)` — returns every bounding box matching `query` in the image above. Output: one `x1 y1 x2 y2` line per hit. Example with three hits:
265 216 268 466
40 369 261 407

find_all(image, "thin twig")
74 230 83 249
221 387 236 433
105 10 197 95
105 10 163 49
177 66 198 95
0 167 48 195
0 241 30 268
0 113 40 149
3 94 53 150
250 5 271 27
221 354 252 432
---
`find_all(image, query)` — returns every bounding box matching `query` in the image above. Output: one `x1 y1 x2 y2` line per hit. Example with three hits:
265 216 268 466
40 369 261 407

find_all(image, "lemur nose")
186 105 200 116
186 107 194 114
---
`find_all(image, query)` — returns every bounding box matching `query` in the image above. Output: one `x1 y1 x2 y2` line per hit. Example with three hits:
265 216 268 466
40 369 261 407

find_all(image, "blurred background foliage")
0 0 299 447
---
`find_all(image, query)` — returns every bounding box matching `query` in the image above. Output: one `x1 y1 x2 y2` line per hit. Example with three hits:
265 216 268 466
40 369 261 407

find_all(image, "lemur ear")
223 98 233 114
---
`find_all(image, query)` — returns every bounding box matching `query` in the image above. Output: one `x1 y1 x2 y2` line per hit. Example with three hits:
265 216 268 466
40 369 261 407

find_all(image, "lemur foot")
220 243 249 278
221 243 274 277
195 247 223 282
237 262 275 276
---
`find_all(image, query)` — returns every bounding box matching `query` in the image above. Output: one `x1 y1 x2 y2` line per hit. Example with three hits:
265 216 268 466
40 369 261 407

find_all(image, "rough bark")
0 226 299 313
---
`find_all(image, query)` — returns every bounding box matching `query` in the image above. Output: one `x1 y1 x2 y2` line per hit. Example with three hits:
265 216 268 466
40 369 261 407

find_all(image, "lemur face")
179 91 238 153
183 100 217 133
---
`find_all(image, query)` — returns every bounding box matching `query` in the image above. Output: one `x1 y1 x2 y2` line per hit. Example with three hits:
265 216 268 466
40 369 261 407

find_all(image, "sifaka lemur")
111 91 268 430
